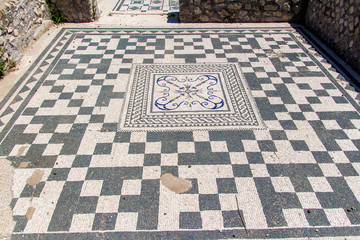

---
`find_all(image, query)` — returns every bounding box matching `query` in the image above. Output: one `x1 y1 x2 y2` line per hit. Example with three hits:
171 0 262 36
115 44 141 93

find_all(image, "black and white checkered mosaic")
113 0 179 13
1 27 360 239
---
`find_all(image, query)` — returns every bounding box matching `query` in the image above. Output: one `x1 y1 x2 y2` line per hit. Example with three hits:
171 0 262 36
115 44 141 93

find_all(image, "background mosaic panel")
113 0 179 13
0 27 359 239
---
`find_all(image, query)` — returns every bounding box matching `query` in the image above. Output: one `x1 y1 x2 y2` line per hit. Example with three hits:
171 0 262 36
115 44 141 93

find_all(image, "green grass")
0 59 5 78
45 0 66 24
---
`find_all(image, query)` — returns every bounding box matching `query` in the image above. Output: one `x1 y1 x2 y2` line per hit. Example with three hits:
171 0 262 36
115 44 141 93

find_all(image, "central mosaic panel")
119 63 264 131
152 73 228 112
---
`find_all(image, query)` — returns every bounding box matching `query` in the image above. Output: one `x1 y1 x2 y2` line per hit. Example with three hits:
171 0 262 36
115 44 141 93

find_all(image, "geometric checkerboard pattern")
1 27 360 238
113 0 179 13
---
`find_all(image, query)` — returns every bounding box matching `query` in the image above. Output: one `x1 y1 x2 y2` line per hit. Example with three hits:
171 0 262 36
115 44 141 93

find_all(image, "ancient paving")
0 23 360 239
113 0 179 13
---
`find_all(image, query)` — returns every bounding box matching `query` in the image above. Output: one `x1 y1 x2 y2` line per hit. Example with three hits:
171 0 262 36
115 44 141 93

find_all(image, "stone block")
194 7 202 15
199 15 209 21
264 5 278 11
218 9 230 18
228 3 242 11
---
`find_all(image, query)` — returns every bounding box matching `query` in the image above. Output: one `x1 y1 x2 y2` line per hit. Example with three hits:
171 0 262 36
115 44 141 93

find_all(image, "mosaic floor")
1 26 360 239
112 0 179 13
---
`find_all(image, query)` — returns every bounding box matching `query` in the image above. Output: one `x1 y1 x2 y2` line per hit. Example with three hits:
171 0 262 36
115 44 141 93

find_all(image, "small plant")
45 0 66 24
92 0 98 20
0 46 5 78
0 59 6 78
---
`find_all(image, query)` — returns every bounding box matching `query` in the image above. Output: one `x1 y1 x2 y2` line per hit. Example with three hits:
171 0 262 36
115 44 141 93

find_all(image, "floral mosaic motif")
154 75 225 111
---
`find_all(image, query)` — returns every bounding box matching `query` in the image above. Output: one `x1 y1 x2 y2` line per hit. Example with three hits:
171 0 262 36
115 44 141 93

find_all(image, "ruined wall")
305 0 360 73
0 0 50 74
51 0 99 23
180 0 310 23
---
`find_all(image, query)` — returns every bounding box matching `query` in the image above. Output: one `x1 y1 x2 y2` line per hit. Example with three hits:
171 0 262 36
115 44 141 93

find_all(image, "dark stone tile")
91 79 103 85
317 177 360 224
50 85 65 93
94 143 112 155
144 154 161 166
270 130 288 140
48 168 70 181
75 196 98 214
310 121 347 151
199 194 221 211
280 120 297 130
143 59 154 63
48 181 83 231
209 131 255 141
353 139 360 150
258 140 276 152
289 112 306 120
274 84 296 104
13 216 28 233
194 142 211 153
232 164 252 177
23 107 38 116
312 151 333 163
216 178 237 193
161 166 178 176
178 152 230 165
254 177 301 227
101 123 117 132
136 180 159 230
43 80 56 86
59 93 73 100
114 132 131 143
179 212 202 229
344 151 360 163
336 163 359 176
321 83 336 89
89 114 105 123
68 99 83 107
290 140 309 151
20 182 45 198
306 97 321 104
246 152 264 163
92 213 117 231
72 155 92 167
128 142 145 154
299 104 314 112
41 100 56 108
314 90 330 96
10 198 17 210
78 107 94 115
304 209 330 226
333 96 349 104
222 210 244 228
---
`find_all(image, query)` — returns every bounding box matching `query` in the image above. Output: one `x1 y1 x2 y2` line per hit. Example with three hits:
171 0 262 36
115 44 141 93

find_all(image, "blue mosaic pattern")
0 27 359 239
154 75 225 111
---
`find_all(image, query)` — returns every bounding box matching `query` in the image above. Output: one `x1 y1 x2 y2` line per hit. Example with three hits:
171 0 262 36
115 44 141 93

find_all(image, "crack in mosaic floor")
1 27 360 239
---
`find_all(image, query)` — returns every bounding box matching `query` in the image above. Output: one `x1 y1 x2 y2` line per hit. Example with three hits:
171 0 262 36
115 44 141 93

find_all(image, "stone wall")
305 0 360 73
51 0 99 23
180 0 310 23
0 0 50 75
